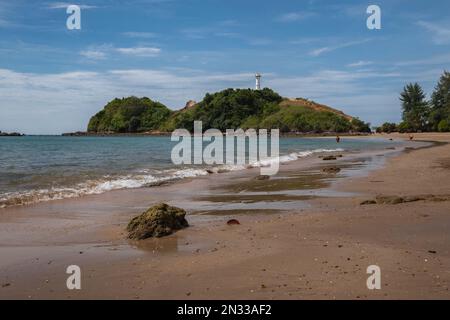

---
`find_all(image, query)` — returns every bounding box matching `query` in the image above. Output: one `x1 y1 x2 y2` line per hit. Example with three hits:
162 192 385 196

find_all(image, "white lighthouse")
255 73 261 90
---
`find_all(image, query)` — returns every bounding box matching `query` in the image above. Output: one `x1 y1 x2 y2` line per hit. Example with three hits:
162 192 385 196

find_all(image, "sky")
0 0 449 134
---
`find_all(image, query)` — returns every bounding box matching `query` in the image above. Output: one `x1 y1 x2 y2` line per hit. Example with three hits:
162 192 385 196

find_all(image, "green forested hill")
87 88 370 134
87 96 172 133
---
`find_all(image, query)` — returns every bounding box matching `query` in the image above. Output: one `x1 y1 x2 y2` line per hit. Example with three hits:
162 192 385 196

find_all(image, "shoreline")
0 135 384 209
1 133 450 299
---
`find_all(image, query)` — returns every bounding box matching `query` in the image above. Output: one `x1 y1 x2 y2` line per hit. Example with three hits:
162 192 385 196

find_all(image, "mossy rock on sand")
127 203 188 240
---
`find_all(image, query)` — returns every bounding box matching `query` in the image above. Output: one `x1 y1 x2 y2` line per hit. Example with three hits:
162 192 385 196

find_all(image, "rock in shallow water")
127 203 188 240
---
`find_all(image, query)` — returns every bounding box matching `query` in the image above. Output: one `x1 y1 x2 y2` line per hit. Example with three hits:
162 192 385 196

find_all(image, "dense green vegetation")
377 71 450 133
161 88 284 132
88 97 172 133
87 88 371 134
375 122 397 134
430 71 450 132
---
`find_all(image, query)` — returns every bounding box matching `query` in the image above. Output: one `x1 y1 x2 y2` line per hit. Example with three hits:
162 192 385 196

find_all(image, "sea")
0 135 401 208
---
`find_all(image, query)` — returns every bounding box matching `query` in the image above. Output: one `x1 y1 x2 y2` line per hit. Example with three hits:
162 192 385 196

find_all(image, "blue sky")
0 0 449 134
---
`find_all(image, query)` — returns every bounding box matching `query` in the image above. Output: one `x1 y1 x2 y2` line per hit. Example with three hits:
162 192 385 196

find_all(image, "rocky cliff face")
184 100 197 110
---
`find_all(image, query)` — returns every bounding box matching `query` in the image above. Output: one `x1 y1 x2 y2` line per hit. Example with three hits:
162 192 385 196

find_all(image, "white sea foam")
0 148 343 208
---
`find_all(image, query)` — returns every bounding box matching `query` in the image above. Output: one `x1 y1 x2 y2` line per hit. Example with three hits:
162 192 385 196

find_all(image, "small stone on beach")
227 219 240 225
360 200 377 205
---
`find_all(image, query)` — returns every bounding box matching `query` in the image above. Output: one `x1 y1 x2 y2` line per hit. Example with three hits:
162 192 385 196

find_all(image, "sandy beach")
1 133 450 300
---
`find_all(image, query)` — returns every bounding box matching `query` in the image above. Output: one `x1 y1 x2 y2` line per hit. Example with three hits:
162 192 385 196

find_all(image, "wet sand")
1 133 450 299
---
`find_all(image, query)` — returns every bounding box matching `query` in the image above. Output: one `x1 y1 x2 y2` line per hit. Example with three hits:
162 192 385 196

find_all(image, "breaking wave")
0 148 343 208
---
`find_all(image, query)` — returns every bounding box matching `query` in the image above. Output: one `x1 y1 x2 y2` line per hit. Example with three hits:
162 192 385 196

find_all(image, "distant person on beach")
336 135 340 143
409 135 414 141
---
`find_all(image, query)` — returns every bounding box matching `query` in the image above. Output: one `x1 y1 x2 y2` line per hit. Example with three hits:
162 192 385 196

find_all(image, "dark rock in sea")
206 169 214 174
254 175 270 181
322 167 341 174
227 219 240 225
322 156 337 161
127 203 188 240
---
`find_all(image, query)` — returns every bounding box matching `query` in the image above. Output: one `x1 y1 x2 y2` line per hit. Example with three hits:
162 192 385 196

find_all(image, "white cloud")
309 47 331 57
347 61 373 68
276 12 315 22
417 21 450 45
310 39 371 57
80 49 106 60
78 45 162 59
116 47 161 57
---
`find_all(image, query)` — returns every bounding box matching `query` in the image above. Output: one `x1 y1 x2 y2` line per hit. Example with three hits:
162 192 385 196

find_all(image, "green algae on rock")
127 203 188 240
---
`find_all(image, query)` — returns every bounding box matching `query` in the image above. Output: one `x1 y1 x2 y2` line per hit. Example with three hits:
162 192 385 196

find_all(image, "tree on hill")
399 83 430 132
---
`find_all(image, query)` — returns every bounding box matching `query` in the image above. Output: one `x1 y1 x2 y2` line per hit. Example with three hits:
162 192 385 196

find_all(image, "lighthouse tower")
255 73 261 90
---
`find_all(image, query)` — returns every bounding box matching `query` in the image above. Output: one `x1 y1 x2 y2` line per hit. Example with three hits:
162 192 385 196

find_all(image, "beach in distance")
1 132 450 299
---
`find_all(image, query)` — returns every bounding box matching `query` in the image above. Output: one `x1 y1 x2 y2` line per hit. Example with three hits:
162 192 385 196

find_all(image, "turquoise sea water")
0 136 400 207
